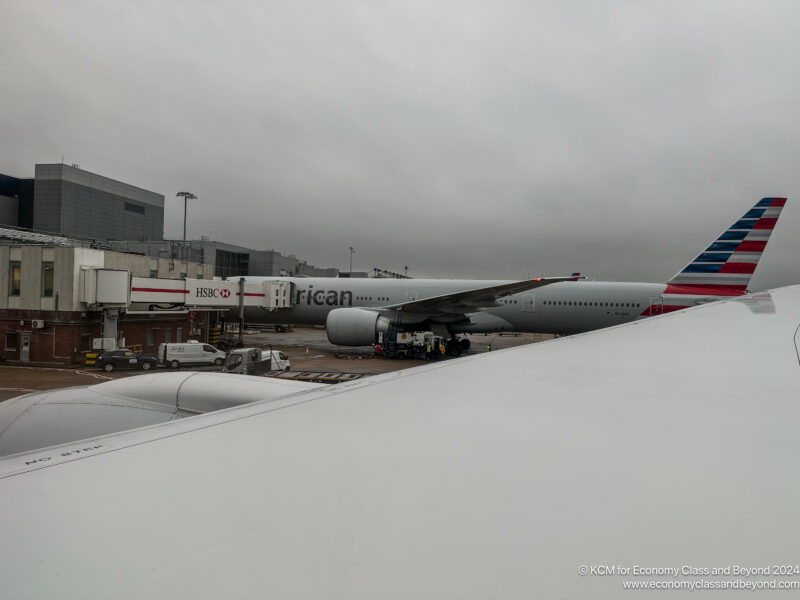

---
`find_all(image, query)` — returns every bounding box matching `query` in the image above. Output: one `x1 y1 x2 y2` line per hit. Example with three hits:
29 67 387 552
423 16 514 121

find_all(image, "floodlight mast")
175 191 197 263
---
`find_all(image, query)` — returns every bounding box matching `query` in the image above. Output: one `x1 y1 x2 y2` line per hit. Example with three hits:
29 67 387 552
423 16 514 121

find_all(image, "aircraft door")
649 296 664 316
20 333 31 362
523 295 535 312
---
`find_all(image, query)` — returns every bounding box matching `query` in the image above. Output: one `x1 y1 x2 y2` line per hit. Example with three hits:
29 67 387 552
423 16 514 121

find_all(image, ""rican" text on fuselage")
296 289 353 306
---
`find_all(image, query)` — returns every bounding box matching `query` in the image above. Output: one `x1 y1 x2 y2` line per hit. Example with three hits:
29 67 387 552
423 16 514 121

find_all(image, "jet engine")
326 308 392 346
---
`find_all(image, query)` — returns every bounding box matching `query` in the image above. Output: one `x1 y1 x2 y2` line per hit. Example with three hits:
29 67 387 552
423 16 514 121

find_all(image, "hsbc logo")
195 287 233 299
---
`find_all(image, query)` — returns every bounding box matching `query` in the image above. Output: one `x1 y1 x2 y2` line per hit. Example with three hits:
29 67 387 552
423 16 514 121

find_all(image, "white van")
158 340 227 369
264 350 291 371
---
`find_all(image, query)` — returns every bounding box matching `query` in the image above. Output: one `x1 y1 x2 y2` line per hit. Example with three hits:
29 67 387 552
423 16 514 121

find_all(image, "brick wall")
0 310 206 365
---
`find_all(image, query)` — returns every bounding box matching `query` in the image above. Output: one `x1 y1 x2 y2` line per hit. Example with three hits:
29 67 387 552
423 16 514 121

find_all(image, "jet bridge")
129 276 293 310
77 269 293 349
79 269 293 312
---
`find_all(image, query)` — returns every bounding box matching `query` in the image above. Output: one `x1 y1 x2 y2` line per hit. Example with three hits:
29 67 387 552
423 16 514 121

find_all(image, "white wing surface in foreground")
2 287 800 599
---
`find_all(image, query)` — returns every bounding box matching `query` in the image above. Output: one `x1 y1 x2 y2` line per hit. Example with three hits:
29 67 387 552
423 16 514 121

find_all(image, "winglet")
666 198 786 295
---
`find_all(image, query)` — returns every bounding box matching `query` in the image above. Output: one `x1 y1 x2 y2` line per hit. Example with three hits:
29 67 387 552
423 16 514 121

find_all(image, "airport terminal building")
1 162 337 278
0 243 213 365
106 239 340 279
32 164 164 241
0 161 342 365
1 163 164 241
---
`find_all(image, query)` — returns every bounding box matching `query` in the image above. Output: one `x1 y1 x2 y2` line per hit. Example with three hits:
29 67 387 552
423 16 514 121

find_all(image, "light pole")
349 246 355 275
176 191 196 263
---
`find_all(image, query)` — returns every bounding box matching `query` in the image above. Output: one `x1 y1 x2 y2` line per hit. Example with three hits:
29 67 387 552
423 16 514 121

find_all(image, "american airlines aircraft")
238 197 785 348
2 284 798 598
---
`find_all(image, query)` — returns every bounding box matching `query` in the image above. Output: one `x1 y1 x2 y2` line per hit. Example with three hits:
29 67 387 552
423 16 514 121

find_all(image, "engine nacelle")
326 308 392 346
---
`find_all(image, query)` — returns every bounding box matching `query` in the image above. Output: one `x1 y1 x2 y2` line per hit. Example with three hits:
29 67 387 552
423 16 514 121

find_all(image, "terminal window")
41 262 54 297
8 261 21 296
5 332 18 351
215 249 249 278
124 202 145 215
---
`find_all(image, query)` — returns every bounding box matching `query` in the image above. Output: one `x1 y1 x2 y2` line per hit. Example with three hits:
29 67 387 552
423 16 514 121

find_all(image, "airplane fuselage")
239 277 692 336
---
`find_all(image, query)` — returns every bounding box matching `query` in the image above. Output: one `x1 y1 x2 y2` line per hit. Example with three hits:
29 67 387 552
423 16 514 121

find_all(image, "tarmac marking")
73 370 113 380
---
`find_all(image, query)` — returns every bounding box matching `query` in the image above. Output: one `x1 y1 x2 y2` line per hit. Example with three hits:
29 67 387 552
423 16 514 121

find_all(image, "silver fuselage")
240 277 672 335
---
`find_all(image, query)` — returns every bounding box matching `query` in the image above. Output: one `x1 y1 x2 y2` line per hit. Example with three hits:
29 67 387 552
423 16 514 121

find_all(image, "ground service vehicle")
95 349 158 372
158 341 227 369
375 331 449 359
223 348 292 375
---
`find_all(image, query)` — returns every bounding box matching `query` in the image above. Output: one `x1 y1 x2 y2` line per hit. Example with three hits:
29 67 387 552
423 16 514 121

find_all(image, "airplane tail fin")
666 198 786 295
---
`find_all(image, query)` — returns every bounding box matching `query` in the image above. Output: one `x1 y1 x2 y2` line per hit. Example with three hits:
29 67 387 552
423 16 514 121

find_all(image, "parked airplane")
2 284 798 598
237 197 786 348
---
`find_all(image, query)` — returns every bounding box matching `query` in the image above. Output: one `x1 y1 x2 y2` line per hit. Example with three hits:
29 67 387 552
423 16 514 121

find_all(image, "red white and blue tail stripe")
666 197 786 296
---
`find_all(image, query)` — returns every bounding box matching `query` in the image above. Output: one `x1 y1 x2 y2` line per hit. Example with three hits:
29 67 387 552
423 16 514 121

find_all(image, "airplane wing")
379 275 580 315
0 372 323 457
2 287 799 598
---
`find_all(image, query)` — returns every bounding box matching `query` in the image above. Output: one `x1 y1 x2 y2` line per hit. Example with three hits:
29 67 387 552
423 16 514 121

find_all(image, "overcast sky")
2 1 799 289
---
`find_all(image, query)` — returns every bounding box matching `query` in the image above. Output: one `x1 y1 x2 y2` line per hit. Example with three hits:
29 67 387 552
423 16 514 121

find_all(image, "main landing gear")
445 339 463 357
